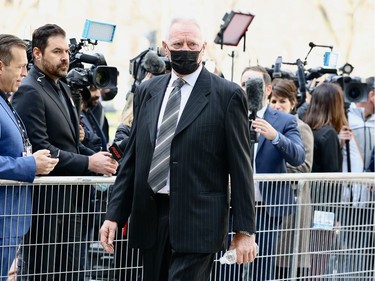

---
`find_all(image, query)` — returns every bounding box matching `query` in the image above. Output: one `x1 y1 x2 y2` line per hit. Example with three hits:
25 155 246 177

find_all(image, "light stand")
214 11 255 81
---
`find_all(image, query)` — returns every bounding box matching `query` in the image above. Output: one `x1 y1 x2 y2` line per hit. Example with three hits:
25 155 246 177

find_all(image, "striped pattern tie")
148 78 186 193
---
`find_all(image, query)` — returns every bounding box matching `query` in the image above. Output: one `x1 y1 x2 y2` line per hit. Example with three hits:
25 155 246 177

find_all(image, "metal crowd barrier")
1 173 374 280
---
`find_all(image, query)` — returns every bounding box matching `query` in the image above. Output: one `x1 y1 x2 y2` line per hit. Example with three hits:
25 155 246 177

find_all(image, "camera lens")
95 68 109 87
347 87 361 100
344 81 367 103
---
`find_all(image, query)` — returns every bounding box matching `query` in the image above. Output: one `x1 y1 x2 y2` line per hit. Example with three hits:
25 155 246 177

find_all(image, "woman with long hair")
303 82 348 172
303 82 349 278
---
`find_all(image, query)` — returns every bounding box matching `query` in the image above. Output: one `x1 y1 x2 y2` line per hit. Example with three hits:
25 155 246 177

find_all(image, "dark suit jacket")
12 66 95 212
1 94 35 238
13 66 94 175
256 106 305 217
106 67 255 253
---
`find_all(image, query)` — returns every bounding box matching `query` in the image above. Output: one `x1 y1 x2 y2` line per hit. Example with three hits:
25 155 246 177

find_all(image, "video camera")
268 42 368 106
324 74 368 103
129 48 170 93
66 38 117 90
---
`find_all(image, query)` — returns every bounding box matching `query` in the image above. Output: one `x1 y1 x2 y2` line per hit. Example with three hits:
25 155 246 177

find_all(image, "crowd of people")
0 16 374 281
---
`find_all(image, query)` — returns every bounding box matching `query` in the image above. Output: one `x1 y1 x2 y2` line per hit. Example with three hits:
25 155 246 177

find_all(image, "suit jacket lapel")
60 82 79 139
175 68 210 136
146 75 170 143
145 68 210 143
29 67 77 139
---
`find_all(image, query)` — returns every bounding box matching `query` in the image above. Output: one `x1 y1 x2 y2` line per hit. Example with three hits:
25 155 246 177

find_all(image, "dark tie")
56 83 71 119
148 78 186 193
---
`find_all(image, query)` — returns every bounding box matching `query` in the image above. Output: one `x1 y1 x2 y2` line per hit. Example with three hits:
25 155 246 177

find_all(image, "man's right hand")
100 220 118 254
33 149 59 175
88 151 119 175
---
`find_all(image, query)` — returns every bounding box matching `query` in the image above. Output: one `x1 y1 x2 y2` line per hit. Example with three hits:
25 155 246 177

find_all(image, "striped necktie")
148 78 186 193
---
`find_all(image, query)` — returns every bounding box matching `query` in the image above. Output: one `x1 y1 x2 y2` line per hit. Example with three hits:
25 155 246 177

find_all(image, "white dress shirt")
157 64 203 194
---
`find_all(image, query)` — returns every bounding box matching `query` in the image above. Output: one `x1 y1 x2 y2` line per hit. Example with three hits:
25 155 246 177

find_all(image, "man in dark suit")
12 24 118 280
241 65 305 280
100 17 257 281
0 34 58 280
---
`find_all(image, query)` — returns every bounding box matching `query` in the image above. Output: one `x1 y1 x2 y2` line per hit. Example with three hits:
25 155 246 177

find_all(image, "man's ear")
33 47 41 61
369 90 375 104
265 84 273 99
161 41 169 60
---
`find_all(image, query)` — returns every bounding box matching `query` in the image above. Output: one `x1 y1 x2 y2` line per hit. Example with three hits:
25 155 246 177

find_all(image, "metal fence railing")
1 173 374 280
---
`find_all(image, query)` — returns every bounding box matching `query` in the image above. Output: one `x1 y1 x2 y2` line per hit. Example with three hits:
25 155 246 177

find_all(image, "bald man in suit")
100 17 257 281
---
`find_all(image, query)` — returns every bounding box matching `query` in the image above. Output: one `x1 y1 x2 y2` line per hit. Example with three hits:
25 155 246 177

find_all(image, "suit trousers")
141 194 215 281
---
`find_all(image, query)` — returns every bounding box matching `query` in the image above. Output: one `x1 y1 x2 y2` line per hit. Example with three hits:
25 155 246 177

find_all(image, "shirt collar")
257 104 268 118
170 64 203 88
0 89 8 101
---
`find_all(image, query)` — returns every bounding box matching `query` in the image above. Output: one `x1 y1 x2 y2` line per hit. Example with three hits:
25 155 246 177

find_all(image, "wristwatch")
272 132 281 145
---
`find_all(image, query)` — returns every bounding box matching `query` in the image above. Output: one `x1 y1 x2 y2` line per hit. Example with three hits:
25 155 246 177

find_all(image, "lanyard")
1 93 32 155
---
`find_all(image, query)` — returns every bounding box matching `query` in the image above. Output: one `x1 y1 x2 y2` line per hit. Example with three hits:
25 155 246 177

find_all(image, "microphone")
143 51 166 75
245 77 264 114
75 53 102 65
296 59 306 106
309 42 333 50
273 56 282 78
108 142 124 162
245 77 263 144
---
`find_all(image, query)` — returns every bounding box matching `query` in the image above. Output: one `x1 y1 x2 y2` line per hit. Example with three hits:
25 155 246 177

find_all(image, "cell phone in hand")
51 149 60 158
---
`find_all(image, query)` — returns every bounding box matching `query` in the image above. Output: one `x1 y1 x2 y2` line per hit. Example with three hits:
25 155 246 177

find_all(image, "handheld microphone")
245 77 263 144
108 142 124 162
296 59 306 106
245 77 264 114
143 51 166 75
273 56 282 78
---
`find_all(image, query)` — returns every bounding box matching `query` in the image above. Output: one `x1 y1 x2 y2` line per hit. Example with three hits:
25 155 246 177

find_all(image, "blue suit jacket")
256 106 305 217
0 95 36 238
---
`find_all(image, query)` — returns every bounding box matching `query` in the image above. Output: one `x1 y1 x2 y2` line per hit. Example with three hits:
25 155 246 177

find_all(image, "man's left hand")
229 232 257 264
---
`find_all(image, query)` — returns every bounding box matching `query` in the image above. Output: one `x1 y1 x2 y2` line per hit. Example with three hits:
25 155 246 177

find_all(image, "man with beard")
12 24 118 280
80 85 108 152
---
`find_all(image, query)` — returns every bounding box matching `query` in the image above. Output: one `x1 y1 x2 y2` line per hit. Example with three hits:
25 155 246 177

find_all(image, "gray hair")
0 34 27 65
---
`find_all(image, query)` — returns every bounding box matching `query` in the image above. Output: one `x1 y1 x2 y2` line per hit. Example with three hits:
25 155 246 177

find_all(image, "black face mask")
169 49 201 75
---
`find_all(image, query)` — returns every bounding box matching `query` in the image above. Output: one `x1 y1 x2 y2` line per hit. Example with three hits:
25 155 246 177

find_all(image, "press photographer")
67 38 118 106
66 38 119 151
